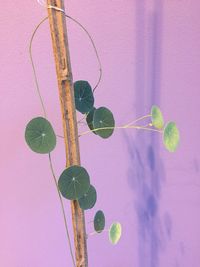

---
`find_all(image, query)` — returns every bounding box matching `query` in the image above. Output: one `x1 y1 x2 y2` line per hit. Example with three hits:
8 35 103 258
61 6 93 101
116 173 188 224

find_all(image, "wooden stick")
47 1 88 266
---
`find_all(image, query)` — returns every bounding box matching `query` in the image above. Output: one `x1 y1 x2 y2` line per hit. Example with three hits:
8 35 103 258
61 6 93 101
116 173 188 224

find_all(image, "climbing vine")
24 9 180 266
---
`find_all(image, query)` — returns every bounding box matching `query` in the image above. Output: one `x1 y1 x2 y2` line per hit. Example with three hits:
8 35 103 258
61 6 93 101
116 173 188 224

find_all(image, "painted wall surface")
1 1 200 266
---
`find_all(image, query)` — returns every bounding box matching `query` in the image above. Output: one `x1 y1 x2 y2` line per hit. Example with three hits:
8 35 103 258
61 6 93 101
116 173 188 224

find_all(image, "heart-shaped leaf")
93 107 115 138
109 222 122 245
78 185 97 210
58 165 90 200
74 81 94 114
94 210 105 233
163 121 180 152
25 117 56 154
151 105 164 129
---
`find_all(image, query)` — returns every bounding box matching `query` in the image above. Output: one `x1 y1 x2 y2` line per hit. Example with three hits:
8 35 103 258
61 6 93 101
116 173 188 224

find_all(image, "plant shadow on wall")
124 1 174 266
25 2 179 266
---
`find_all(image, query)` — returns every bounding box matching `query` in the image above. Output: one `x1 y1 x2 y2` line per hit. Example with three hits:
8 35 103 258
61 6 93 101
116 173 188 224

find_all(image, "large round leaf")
93 107 115 138
74 81 94 114
94 210 105 233
58 165 90 200
163 121 180 152
25 117 56 154
109 222 122 245
86 107 97 134
78 185 97 210
151 105 164 129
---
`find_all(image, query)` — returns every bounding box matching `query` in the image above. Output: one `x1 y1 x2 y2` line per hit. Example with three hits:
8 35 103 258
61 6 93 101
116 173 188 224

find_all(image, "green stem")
128 125 163 132
29 14 102 118
65 15 102 92
123 114 151 128
87 231 98 237
48 153 76 267
29 17 48 118
79 124 162 137
56 134 64 139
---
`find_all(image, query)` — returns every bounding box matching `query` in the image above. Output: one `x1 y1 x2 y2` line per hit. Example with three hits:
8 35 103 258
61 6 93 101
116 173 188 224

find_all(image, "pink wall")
1 1 200 266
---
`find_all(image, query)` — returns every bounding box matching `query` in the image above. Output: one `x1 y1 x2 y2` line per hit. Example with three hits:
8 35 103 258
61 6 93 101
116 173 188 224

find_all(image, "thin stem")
29 14 102 121
128 125 163 133
77 113 88 124
88 220 94 224
79 124 162 137
78 122 87 126
65 15 102 92
87 231 98 237
48 153 76 267
141 123 153 128
88 229 109 237
29 17 48 118
56 134 64 139
123 114 151 128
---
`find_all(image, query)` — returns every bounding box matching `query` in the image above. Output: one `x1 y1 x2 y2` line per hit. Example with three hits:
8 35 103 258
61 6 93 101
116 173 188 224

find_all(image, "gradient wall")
1 1 200 266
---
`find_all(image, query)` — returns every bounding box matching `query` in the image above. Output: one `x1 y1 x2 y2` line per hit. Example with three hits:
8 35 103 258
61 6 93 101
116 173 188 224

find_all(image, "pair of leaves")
58 165 90 200
151 105 180 152
94 210 121 245
58 165 97 209
74 80 115 139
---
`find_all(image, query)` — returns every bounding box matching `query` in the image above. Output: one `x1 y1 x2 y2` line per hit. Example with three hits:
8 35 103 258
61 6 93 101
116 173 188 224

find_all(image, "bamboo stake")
46 1 88 266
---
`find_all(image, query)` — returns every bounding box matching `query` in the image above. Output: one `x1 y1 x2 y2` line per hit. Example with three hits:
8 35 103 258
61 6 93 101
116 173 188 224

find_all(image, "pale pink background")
1 1 200 266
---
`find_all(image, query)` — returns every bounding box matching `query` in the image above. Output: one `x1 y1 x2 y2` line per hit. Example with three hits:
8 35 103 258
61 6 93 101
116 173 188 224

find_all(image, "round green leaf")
109 222 122 245
151 105 164 129
163 121 180 152
25 117 56 154
74 81 94 114
78 185 97 210
93 107 115 138
58 165 90 200
94 210 105 233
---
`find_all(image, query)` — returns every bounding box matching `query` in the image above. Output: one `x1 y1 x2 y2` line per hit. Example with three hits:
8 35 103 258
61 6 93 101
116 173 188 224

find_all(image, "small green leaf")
58 165 90 200
74 81 94 114
86 107 97 134
151 105 164 129
93 107 115 138
163 121 180 152
78 185 97 210
25 117 56 154
94 210 105 233
109 222 122 245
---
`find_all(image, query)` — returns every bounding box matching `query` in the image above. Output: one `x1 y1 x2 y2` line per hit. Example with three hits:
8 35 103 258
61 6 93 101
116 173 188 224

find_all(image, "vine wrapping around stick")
29 15 102 106
36 1 102 93
25 3 180 266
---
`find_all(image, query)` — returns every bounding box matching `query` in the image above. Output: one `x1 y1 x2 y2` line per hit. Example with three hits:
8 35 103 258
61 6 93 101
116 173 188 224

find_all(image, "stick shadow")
124 1 173 266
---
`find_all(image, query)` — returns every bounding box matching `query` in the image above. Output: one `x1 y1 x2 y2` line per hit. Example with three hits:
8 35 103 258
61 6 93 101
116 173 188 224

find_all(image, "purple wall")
1 1 200 266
